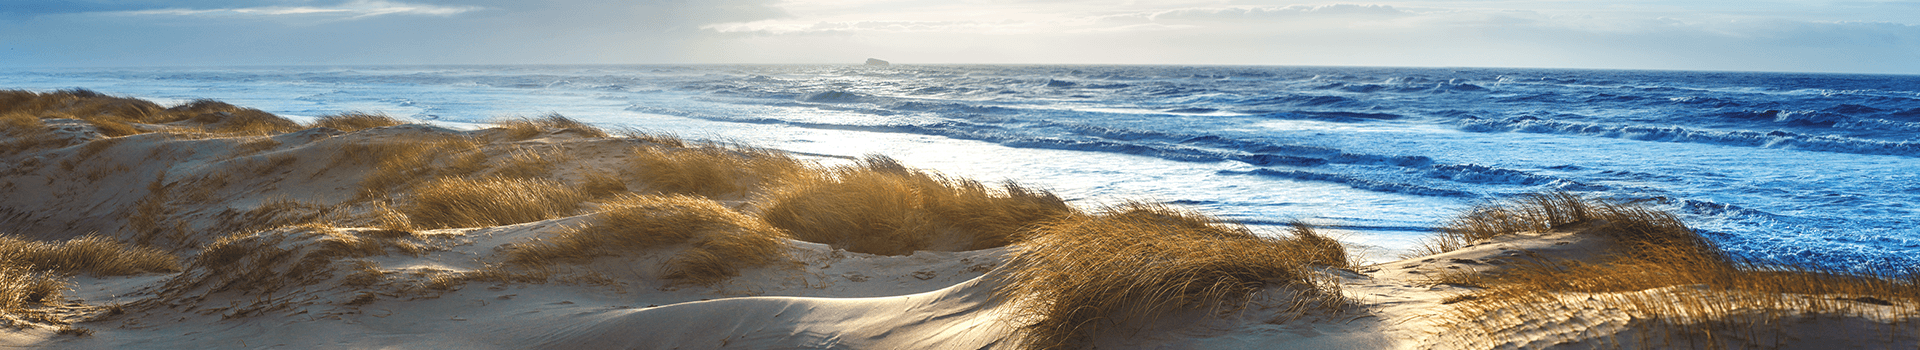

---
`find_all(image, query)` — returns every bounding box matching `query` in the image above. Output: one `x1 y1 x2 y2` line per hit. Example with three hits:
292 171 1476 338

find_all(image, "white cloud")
110 0 481 21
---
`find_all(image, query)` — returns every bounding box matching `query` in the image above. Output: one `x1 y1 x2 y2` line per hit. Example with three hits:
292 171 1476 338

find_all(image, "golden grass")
493 145 571 179
576 171 629 197
503 194 790 285
0 89 164 125
758 156 1074 255
0 266 63 315
0 234 182 276
0 112 45 135
366 201 418 234
166 100 304 136
396 176 589 229
0 112 62 155
492 113 609 140
628 144 808 198
997 202 1351 349
0 233 180 320
442 149 492 176
1428 192 1920 349
1416 192 1712 257
308 112 405 132
331 136 483 195
77 114 140 137
1284 221 1351 268
0 90 306 140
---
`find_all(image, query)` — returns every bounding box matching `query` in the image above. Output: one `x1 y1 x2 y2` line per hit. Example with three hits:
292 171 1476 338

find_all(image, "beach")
2 90 1916 349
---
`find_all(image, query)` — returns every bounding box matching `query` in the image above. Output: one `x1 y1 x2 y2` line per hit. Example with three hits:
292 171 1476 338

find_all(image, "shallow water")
6 65 1917 268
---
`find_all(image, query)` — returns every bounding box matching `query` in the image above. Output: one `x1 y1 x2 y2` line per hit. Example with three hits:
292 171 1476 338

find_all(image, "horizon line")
5 62 1917 77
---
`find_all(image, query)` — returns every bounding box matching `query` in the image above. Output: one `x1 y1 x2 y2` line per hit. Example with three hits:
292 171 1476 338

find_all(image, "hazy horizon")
3 1 1917 75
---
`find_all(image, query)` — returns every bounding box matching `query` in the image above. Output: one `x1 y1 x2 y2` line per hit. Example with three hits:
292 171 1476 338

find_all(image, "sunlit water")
5 65 1917 267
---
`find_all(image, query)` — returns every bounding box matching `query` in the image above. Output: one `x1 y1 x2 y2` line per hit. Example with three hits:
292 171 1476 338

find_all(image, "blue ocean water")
4 65 1917 268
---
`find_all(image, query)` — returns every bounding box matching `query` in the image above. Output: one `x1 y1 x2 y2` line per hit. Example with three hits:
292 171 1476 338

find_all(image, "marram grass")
1427 192 1920 349
758 155 1075 255
503 194 791 286
627 143 807 198
309 112 405 132
0 234 181 319
492 113 609 140
397 176 589 229
996 202 1351 349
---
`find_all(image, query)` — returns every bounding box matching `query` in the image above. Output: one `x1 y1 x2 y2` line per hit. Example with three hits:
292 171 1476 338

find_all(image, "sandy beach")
2 90 1916 349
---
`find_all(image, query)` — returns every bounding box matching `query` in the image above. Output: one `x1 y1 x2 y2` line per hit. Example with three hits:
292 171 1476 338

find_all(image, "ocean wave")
1051 122 1434 167
1581 93 1648 103
1459 117 1920 157
1425 164 1555 185
1499 93 1565 103
1219 169 1474 197
1718 109 1853 127
802 90 869 103
1823 104 1888 114
1235 94 1364 108
1836 118 1920 132
1313 80 1487 94
1230 111 1403 122
1667 96 1744 108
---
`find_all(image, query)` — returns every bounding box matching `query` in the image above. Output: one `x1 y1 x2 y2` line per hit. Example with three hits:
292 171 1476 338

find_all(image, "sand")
1 121 1914 349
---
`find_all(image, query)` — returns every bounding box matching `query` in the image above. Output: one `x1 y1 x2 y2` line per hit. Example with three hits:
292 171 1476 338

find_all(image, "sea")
4 65 1916 268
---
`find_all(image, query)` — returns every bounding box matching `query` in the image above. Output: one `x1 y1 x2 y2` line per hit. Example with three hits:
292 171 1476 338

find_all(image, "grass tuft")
758 155 1074 255
628 144 807 198
331 136 482 195
0 234 182 276
1284 221 1351 268
165 100 303 136
503 194 790 285
397 176 589 229
577 171 629 197
0 90 304 139
309 112 405 132
0 233 182 320
492 113 608 140
492 145 570 179
0 266 63 314
0 112 46 135
1416 192 1711 257
1427 192 1920 349
997 202 1351 349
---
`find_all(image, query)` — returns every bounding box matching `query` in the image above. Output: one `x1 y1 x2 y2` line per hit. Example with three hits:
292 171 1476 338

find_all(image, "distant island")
865 58 890 66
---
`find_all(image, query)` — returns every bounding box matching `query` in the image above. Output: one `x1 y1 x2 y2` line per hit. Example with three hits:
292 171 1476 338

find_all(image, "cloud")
104 0 482 20
0 0 788 66
1144 4 1412 22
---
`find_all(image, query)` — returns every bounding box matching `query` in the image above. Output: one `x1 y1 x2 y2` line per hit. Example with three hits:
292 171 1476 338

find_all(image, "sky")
1 0 1916 74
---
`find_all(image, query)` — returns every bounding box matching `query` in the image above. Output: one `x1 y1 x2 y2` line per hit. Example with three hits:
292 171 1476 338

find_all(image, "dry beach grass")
1425 193 1920 348
998 203 1353 349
